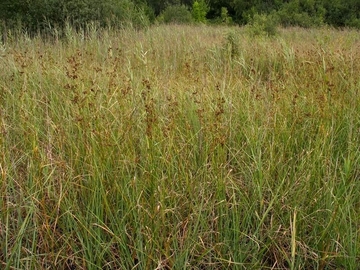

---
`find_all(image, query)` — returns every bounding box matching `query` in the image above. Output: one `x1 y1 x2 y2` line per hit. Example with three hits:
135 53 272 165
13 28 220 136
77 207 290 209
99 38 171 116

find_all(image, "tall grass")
0 25 359 269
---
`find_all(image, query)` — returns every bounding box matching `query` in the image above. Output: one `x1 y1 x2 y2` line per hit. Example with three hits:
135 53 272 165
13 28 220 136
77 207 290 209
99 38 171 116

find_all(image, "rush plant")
0 25 359 269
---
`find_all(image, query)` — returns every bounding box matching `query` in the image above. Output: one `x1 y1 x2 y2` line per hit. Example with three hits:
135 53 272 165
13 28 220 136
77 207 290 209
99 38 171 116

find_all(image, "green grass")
0 25 359 269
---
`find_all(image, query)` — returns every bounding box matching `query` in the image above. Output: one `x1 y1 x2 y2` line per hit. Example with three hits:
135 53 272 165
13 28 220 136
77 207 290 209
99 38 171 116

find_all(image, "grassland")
0 25 359 269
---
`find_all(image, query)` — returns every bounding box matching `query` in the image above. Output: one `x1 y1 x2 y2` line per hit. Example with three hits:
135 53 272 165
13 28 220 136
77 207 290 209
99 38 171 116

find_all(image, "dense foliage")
0 0 359 35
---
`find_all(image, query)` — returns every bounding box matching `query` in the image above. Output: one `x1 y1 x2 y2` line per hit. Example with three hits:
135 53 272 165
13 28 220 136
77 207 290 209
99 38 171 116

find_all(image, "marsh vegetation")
0 25 359 269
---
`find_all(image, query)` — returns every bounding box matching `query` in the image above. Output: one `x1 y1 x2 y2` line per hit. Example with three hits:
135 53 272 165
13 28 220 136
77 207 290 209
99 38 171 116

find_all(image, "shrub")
159 5 193 24
346 16 360 29
246 13 279 37
220 7 233 25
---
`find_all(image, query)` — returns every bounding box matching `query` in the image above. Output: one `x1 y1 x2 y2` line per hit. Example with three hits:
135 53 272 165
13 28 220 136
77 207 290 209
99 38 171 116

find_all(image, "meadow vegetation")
0 25 359 269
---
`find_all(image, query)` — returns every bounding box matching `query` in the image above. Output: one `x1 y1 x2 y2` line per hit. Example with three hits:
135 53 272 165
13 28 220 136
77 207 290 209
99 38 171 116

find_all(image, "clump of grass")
0 25 359 269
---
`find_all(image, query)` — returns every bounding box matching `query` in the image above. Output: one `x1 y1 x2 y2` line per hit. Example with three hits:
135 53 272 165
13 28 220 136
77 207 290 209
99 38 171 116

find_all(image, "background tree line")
1 0 359 37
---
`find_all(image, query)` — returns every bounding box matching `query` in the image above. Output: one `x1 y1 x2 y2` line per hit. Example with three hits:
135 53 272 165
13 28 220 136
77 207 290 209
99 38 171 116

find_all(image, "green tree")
322 0 360 28
192 0 209 23
145 0 186 16
276 0 325 27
